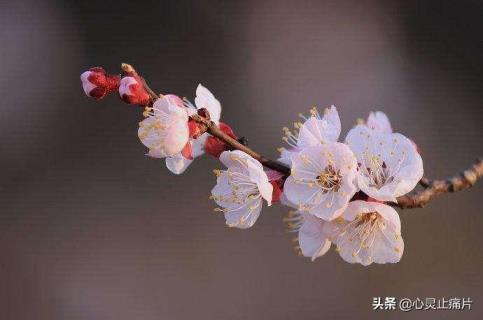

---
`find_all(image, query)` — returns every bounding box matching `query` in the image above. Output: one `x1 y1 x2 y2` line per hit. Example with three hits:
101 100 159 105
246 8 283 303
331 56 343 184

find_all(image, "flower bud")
80 67 120 99
204 122 237 158
119 75 151 106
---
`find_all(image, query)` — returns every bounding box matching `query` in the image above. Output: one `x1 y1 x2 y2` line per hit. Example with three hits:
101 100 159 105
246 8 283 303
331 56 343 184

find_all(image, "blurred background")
0 0 482 319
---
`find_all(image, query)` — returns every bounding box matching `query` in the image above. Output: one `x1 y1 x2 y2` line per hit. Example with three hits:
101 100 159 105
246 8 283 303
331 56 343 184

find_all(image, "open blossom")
289 200 404 265
345 124 423 202
163 84 225 174
138 95 189 157
211 150 273 229
279 106 341 165
283 143 358 221
80 67 120 99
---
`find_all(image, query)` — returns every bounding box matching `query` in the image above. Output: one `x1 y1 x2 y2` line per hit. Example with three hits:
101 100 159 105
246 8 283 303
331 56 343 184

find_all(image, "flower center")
316 165 342 192
361 155 394 189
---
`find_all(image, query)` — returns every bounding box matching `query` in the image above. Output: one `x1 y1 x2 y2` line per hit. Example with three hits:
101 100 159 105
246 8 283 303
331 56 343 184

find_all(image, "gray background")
1 0 482 319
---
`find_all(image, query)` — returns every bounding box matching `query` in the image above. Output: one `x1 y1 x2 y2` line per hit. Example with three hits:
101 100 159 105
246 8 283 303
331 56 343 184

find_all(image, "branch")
393 158 483 209
129 63 481 210
191 115 482 210
190 114 291 175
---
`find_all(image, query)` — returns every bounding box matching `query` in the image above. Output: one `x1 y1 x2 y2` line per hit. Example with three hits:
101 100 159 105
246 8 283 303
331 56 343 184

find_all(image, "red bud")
80 67 120 99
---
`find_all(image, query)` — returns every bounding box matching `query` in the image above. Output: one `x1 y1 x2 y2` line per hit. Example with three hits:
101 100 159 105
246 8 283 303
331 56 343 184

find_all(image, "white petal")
298 214 331 261
224 198 263 229
163 134 207 174
80 71 96 95
297 106 341 148
280 191 298 209
191 133 208 158
367 111 392 133
165 154 193 174
163 120 190 155
195 84 221 124
278 147 300 166
245 157 272 205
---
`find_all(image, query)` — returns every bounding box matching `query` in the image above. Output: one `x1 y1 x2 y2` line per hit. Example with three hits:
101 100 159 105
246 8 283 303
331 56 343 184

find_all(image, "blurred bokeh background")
0 0 482 319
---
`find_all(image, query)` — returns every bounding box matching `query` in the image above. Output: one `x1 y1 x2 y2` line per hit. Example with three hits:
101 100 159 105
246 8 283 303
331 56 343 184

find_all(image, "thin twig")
131 63 482 210
190 114 291 175
394 158 483 209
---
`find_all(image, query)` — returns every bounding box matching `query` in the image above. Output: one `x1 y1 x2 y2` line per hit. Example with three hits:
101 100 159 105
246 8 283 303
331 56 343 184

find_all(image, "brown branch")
127 63 482 210
191 113 482 209
190 114 291 175
394 158 483 209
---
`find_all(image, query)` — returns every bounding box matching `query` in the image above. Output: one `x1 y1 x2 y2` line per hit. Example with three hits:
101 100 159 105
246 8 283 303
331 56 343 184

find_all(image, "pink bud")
80 67 120 99
119 75 150 106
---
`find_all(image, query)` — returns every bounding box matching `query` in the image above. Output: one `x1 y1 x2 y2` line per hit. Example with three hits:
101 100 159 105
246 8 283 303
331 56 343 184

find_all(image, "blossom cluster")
81 66 423 266
279 108 423 265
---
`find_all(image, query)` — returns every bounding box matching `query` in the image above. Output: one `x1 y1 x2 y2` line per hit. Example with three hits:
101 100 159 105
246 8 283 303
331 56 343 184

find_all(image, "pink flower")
138 96 189 157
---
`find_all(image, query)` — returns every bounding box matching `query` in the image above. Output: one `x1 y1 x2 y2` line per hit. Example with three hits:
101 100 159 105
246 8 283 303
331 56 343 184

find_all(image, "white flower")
283 143 358 221
163 84 222 174
288 200 404 265
138 95 189 157
329 200 404 265
211 150 273 229
345 124 423 202
278 106 341 165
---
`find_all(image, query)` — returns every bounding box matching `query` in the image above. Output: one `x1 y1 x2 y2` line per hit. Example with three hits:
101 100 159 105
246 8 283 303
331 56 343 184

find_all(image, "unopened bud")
80 67 120 100
119 75 150 106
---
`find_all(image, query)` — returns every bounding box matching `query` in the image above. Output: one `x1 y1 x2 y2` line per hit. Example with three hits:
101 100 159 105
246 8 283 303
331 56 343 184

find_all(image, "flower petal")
367 111 392 133
195 84 221 124
297 106 341 148
298 214 331 261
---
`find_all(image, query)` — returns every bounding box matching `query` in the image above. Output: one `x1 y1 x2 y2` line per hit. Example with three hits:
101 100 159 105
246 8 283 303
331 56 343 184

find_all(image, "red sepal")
204 122 237 158
181 142 193 160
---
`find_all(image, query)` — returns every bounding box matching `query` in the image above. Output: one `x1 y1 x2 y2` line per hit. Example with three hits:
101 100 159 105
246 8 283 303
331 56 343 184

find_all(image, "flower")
211 150 273 229
164 84 227 174
283 143 358 221
138 95 189 157
80 67 120 99
329 200 404 265
119 75 150 106
288 200 404 265
278 106 341 165
345 124 423 202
